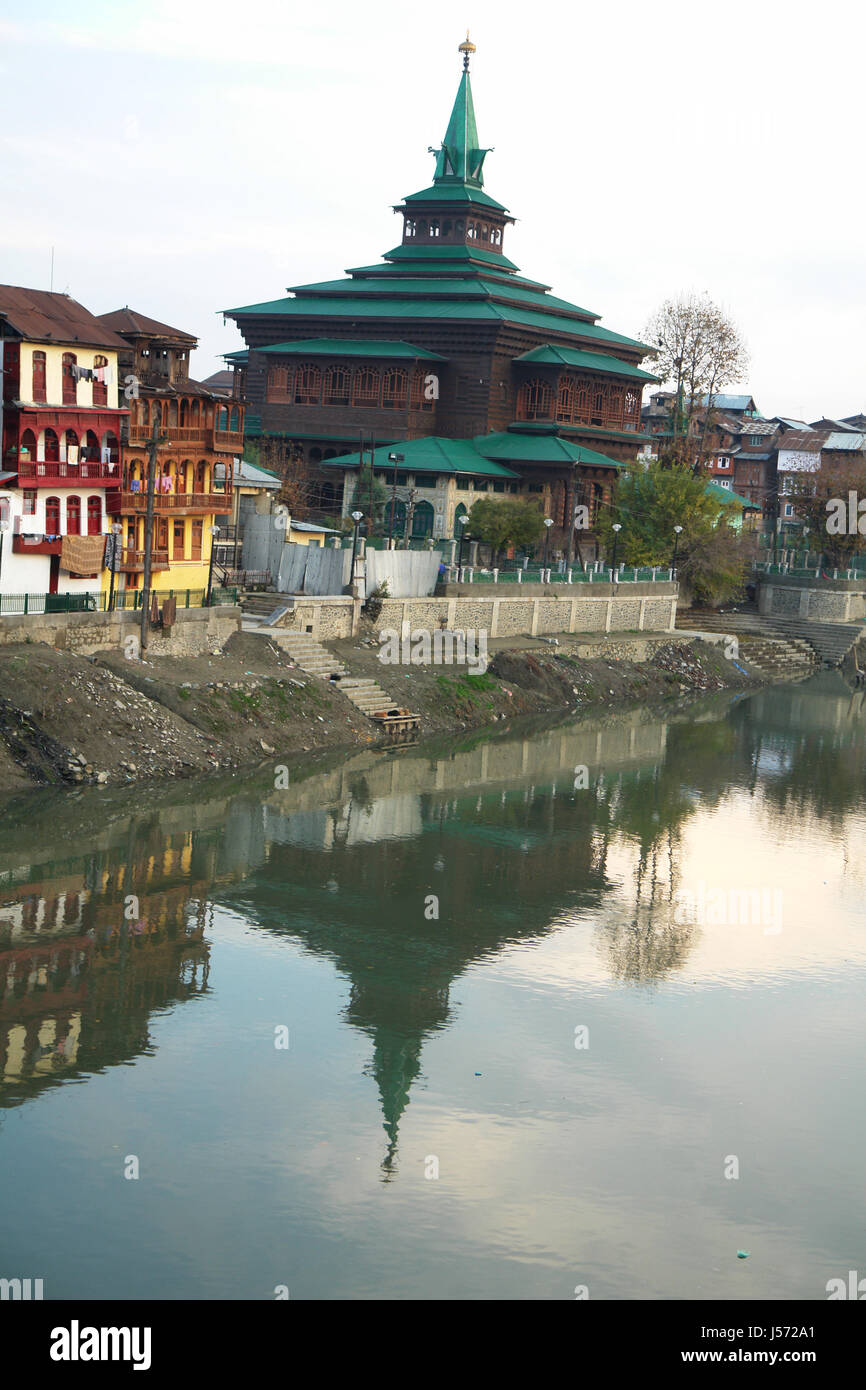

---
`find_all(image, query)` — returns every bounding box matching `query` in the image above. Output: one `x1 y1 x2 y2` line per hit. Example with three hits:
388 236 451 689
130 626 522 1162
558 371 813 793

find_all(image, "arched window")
453 501 468 536
84 430 100 461
229 406 239 430
64 429 79 467
19 428 37 462
411 499 434 538
352 367 380 408
294 364 321 405
429 221 440 238
44 428 60 463
196 461 207 491
266 366 291 402
62 353 77 405
66 496 81 535
405 219 416 239
324 364 351 406
191 400 200 426
518 378 553 420
102 431 118 465
624 389 640 431
93 355 108 406
180 400 189 427
168 401 178 427
382 368 408 410
574 382 590 424
591 389 605 426
32 351 47 403
556 376 575 423
217 404 228 429
46 497 61 534
87 496 102 535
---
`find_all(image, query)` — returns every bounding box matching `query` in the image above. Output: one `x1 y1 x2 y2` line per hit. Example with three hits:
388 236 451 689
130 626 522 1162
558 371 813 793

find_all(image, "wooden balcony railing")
17 460 120 481
12 534 63 555
116 548 170 572
107 490 231 514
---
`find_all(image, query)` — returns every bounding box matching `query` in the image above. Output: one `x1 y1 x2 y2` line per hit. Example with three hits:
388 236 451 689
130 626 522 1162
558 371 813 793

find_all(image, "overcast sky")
1 0 862 422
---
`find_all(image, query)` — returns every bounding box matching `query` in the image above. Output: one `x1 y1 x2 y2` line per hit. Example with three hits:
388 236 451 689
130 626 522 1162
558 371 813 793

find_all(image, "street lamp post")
672 524 683 575
457 512 469 571
611 522 622 577
387 451 403 549
107 521 122 612
350 509 364 584
543 516 554 571
206 524 221 606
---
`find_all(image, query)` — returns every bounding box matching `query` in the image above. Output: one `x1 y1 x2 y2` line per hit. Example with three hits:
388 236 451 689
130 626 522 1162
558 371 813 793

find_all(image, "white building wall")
0 487 109 595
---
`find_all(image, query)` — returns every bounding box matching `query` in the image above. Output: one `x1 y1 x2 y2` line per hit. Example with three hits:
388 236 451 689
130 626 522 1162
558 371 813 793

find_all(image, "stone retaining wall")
0 606 240 657
758 574 866 622
372 587 677 637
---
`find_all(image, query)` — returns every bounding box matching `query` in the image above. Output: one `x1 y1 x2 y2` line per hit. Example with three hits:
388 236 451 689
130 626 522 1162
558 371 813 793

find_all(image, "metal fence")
445 565 674 586
0 588 239 616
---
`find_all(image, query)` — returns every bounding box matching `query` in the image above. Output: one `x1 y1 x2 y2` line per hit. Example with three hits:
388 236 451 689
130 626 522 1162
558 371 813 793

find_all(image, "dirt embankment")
0 628 759 794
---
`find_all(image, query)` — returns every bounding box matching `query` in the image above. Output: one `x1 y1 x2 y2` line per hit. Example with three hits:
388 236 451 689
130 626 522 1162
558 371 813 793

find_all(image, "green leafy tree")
467 497 545 562
347 462 389 535
596 461 746 606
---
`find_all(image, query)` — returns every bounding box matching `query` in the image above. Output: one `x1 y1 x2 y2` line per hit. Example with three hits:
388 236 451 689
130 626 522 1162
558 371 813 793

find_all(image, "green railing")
0 587 239 617
450 566 674 585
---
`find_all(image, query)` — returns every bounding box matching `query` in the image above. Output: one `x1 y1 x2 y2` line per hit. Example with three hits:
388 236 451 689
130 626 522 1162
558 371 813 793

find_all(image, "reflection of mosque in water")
4 683 859 1168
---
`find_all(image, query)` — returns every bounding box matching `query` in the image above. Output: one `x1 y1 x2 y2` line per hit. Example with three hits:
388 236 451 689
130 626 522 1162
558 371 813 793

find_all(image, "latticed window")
556 376 575 423
608 387 624 428
352 367 380 407
574 382 590 424
591 388 605 426
324 364 351 406
266 367 292 402
294 364 321 405
624 390 639 431
382 368 408 410
518 378 553 421
409 368 435 412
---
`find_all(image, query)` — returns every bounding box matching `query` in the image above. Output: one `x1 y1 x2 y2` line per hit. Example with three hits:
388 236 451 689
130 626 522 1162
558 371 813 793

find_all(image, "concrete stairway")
266 631 398 719
674 611 817 679
675 609 861 669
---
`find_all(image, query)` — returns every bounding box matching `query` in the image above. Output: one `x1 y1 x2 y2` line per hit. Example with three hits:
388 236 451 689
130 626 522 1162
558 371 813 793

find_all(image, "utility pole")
139 414 168 655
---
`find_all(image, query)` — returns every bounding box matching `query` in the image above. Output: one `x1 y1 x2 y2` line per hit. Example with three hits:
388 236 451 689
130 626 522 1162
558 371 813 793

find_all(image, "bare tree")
643 292 750 471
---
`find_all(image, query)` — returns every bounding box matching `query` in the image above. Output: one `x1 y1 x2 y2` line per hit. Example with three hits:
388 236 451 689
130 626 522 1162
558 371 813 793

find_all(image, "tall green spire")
432 34 489 190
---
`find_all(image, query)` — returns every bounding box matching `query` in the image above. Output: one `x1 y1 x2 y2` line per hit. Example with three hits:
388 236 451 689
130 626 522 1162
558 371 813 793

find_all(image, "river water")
1 672 864 1301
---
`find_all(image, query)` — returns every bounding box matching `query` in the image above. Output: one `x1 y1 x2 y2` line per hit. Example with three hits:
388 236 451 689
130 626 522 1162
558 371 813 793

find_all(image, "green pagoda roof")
321 436 519 478
378 243 521 271
253 338 446 360
516 344 659 382
705 480 758 509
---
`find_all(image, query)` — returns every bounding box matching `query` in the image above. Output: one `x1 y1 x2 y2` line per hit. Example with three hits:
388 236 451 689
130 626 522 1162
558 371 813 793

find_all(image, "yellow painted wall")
288 527 331 548
18 340 120 410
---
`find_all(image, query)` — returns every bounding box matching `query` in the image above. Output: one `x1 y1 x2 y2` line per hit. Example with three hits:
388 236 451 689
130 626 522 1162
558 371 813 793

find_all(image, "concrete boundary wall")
0 606 240 657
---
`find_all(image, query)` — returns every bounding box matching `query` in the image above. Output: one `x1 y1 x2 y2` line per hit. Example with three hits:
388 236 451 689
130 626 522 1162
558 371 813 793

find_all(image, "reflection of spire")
369 1029 425 1180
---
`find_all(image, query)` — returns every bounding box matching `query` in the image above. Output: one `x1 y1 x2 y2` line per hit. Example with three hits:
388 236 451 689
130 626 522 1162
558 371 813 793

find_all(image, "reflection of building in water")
0 826 216 1106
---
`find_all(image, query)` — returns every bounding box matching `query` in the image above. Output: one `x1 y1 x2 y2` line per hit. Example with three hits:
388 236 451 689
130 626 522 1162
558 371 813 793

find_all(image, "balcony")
17 460 121 485
12 533 63 556
116 548 170 572
125 425 244 451
213 428 244 451
106 490 232 515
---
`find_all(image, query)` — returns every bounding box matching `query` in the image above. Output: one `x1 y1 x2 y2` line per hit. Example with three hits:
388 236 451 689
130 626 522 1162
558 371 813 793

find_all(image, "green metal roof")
516 344 659 382
396 67 508 212
253 338 446 360
226 293 646 349
321 436 519 478
223 348 249 362
705 480 758 509
284 274 598 323
475 433 622 468
400 183 507 210
380 244 521 270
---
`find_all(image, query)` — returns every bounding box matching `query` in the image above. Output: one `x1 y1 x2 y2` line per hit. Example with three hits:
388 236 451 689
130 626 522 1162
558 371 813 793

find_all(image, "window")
784 503 794 517
87 496 102 535
62 353 77 405
717 478 731 490
173 520 185 558
518 378 553 420
556 376 575 423
323 364 351 407
23 489 37 515
44 428 60 463
20 429 37 462
66 496 81 535
32 351 47 403
352 367 380 408
191 519 203 560
591 389 605 426
411 499 434 537
294 363 321 405
717 456 730 469
46 497 60 533
750 435 762 447
382 368 408 410
93 355 108 406
266 366 292 402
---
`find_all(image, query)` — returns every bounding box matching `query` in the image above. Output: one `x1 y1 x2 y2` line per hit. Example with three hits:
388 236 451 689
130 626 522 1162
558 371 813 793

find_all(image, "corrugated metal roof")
0 285 130 350
97 307 197 344
234 459 282 486
475 432 621 467
823 431 866 450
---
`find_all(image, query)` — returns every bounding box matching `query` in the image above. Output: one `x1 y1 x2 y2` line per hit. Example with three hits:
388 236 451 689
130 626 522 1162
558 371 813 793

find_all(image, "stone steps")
675 608 860 668
264 632 402 720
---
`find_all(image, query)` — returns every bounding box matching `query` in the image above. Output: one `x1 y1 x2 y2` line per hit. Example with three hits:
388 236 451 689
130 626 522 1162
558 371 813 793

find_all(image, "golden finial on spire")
458 30 476 71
